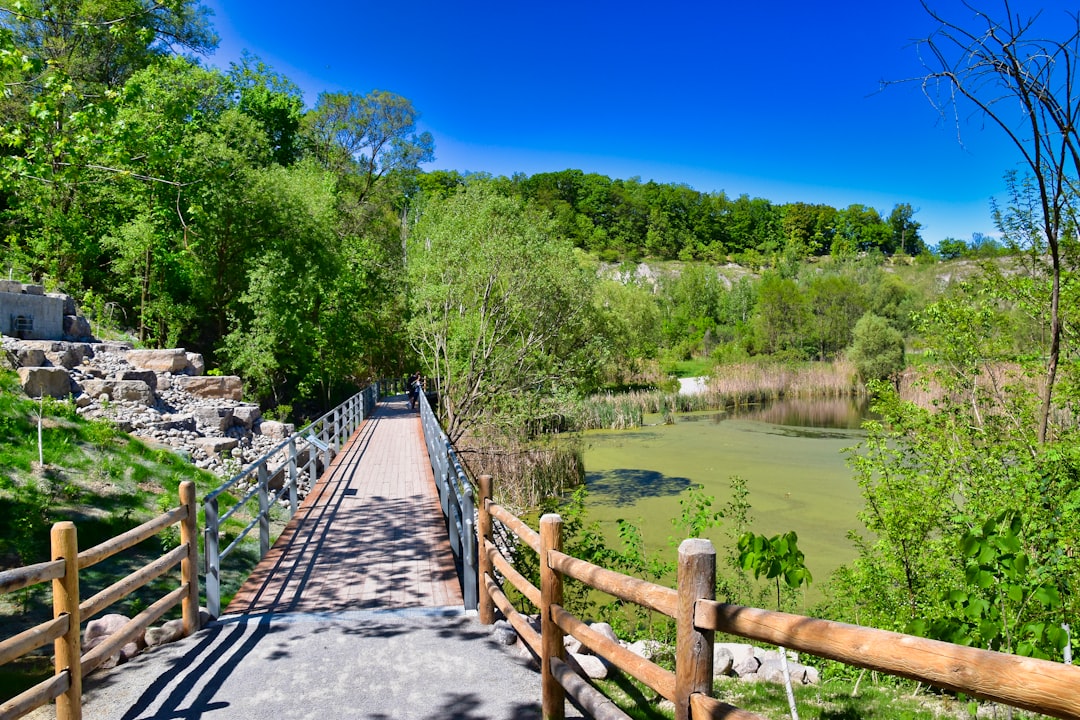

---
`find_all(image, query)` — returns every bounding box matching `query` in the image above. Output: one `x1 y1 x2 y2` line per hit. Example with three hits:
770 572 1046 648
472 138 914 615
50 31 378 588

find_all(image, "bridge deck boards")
224 396 463 615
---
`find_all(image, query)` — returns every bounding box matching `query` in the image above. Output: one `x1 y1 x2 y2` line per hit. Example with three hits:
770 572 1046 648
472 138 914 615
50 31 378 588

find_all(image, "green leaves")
737 530 812 609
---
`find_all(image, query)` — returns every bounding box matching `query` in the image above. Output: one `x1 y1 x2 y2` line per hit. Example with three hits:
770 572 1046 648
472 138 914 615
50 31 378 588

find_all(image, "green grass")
664 357 714 378
0 369 273 701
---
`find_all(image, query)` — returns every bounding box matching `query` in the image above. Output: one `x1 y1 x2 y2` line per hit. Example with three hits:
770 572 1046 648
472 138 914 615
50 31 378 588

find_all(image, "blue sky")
201 0 1074 246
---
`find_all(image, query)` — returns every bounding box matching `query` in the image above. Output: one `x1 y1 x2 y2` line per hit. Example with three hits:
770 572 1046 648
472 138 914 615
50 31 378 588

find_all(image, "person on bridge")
408 372 422 410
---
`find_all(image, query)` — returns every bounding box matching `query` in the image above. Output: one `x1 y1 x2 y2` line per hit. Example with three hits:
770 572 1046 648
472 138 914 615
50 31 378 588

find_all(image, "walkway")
55 396 568 720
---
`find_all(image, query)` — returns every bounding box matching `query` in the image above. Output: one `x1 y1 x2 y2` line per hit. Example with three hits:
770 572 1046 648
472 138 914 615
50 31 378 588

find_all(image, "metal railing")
417 388 478 610
203 383 382 617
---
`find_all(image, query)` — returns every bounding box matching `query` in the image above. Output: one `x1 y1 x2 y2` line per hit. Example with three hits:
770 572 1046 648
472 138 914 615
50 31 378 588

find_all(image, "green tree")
847 312 905 383
406 183 597 442
751 274 809 358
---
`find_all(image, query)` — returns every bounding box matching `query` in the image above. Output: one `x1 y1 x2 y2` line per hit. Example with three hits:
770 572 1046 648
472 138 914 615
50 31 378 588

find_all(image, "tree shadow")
586 468 692 506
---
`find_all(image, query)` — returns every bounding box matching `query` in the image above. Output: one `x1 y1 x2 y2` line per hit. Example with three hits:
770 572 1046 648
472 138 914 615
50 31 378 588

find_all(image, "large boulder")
80 379 154 405
63 315 92 340
127 348 188 373
232 405 261 429
256 420 294 440
17 367 72 398
174 375 243 401
118 369 157 390
193 437 239 455
14 346 46 367
192 407 234 432
185 352 205 376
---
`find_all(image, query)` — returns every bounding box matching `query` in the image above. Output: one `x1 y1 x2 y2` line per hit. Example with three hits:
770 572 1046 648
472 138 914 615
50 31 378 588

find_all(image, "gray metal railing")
202 383 382 617
417 389 478 610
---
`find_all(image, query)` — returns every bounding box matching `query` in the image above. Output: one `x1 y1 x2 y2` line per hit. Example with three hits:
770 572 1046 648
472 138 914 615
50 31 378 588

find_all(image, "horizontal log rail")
0 480 200 720
202 384 381 618
471 470 1080 720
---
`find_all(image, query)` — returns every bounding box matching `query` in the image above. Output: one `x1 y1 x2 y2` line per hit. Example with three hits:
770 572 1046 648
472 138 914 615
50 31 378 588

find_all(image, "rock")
84 613 130 646
145 618 185 648
713 647 734 676
63 314 92 339
564 635 582 654
174 375 243 401
127 348 189 373
257 420 295 440
192 407 234 432
627 639 665 660
569 652 608 679
586 622 619 651
23 284 43 296
803 666 820 685
757 659 786 684
492 620 517 646
49 292 77 317
74 393 93 408
80 379 154 405
14 347 46 367
193 437 239 455
185 352 205 376
17 366 72 398
731 652 761 678
117 369 157 390
232 405 261 429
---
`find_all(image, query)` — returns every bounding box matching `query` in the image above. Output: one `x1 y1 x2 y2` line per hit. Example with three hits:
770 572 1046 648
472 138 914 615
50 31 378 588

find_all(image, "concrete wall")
0 287 65 340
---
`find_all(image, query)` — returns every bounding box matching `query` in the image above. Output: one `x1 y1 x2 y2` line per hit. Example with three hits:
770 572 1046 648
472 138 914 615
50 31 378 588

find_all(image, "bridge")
4 387 1080 720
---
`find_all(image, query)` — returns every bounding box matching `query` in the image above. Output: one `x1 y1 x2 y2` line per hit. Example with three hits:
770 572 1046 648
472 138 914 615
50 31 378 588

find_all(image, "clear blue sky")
201 0 1073 246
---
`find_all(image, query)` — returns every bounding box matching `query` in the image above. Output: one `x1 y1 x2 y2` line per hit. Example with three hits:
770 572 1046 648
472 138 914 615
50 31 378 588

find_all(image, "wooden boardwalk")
224 396 463 615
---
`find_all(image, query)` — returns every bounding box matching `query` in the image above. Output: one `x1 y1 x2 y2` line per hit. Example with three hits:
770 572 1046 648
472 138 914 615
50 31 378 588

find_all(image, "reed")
571 360 863 430
458 438 585 512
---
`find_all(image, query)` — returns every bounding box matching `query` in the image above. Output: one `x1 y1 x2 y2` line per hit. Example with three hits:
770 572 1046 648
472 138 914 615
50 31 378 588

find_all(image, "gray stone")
258 420 295 440
564 635 582 654
232 405 261 428
731 653 761 677
118 369 157 390
75 393 93 408
145 619 185 648
48 292 77 316
185 352 205 376
99 341 133 354
492 620 517 646
627 639 664 660
154 415 196 432
713 647 734 676
174 375 243 401
568 652 608 679
23 284 43 296
127 348 188 373
81 379 154 405
15 347 46 367
192 407 234 432
63 314 92 339
193 437 239 455
757 658 786 684
587 622 620 649
17 366 72 398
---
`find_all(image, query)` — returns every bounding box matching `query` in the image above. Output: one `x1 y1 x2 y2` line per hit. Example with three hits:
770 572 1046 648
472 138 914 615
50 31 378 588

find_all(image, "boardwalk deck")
224 396 463 615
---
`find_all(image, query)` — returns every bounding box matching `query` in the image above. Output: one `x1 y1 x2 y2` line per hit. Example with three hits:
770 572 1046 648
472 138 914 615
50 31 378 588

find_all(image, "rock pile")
2 337 317 494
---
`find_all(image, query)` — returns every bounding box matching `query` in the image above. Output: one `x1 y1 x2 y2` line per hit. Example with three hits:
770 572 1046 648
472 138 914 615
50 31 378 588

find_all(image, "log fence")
473 473 1080 720
0 481 200 720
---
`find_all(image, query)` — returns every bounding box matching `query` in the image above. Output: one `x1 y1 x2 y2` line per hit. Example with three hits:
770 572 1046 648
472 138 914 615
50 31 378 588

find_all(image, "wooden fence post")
477 474 495 625
179 481 200 636
540 514 565 720
675 538 715 720
52 521 81 720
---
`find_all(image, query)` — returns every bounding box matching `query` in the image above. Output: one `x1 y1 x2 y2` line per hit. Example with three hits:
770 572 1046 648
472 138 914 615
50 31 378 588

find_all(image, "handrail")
473 474 1080 720
202 383 381 617
416 388 477 610
0 481 200 720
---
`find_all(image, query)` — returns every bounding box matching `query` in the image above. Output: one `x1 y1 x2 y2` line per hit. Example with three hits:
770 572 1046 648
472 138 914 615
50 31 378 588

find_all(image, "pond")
580 397 870 593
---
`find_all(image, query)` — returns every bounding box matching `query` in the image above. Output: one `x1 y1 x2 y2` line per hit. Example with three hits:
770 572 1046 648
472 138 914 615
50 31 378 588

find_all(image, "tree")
887 202 924 256
913 0 1080 443
304 90 434 203
407 183 597 442
847 312 905 383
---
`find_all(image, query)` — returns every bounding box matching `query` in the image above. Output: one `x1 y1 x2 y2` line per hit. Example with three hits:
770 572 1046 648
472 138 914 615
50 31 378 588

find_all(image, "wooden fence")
474 474 1080 720
0 481 200 720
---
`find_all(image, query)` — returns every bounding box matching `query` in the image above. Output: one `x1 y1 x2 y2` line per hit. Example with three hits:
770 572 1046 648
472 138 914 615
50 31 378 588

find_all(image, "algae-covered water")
581 398 869 589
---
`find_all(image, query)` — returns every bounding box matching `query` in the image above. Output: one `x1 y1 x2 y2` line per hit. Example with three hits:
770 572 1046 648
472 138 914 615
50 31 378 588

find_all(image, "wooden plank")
487 540 540 608
78 505 186 570
0 670 69 720
0 559 65 596
550 656 632 720
551 603 675 701
0 614 69 667
689 693 767 720
79 544 187 622
695 602 1080 720
548 549 678 618
490 502 541 552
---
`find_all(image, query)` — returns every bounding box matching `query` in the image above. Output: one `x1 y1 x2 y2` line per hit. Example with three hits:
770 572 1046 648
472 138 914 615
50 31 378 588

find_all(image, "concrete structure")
0 282 65 340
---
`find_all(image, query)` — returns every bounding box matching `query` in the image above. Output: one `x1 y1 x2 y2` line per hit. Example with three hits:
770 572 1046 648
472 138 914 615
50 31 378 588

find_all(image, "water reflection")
676 397 871 430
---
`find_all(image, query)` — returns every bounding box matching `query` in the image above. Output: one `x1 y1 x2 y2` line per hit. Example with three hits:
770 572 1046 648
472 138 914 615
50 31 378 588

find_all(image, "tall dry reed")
457 439 585 512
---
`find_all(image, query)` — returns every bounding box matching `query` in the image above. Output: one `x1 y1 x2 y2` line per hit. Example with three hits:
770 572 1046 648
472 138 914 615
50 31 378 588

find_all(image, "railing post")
287 438 299 516
204 496 221 618
321 420 332 473
52 521 81 720
178 481 200 636
540 514 565 720
477 474 495 624
675 538 716 720
258 462 270 557
462 483 478 611
332 405 341 452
